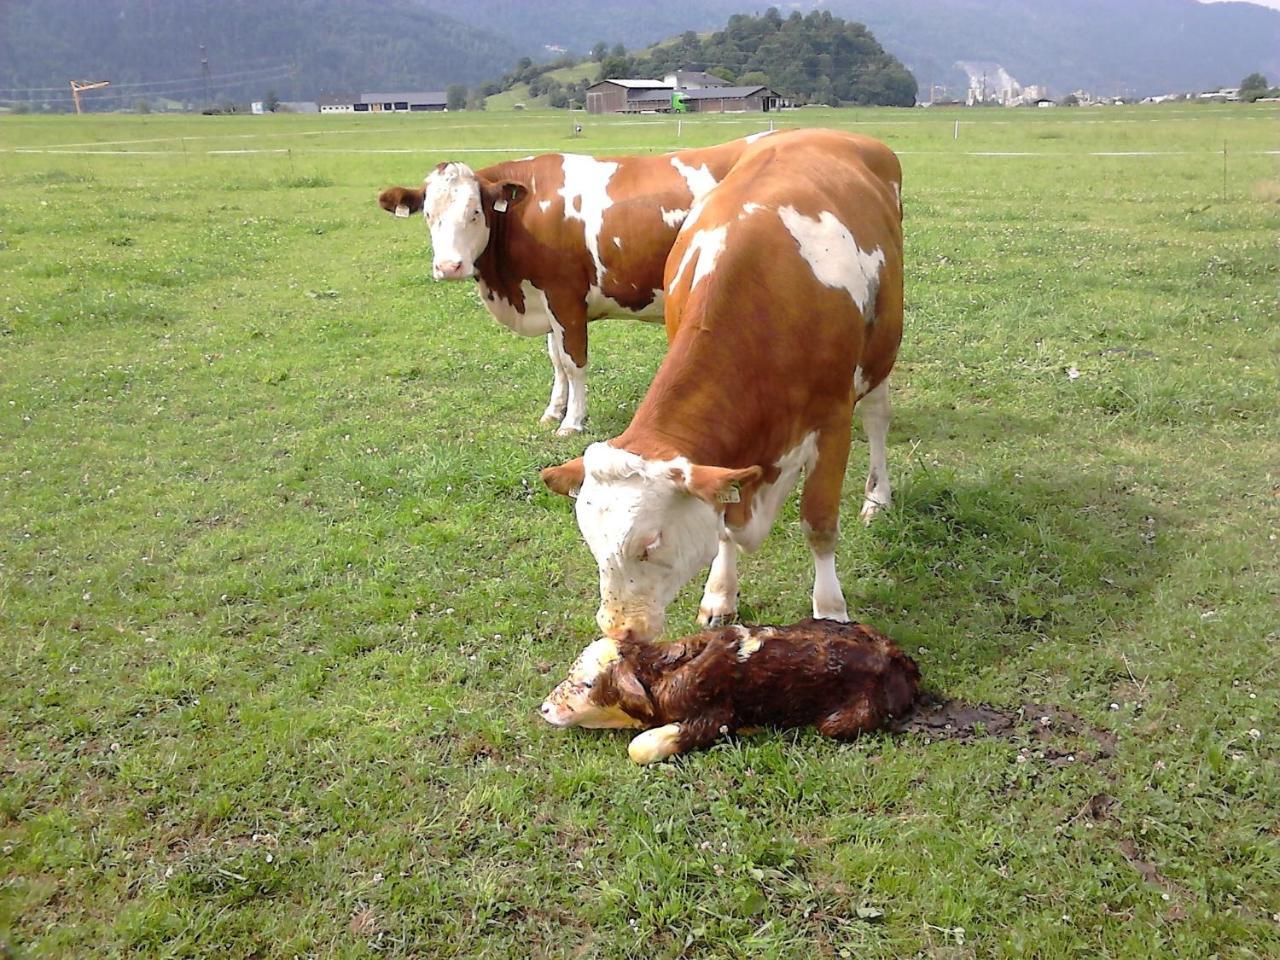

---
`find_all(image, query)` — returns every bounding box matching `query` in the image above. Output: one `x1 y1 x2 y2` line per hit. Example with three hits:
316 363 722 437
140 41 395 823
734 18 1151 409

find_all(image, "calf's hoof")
555 424 583 438
540 411 565 426
628 724 683 764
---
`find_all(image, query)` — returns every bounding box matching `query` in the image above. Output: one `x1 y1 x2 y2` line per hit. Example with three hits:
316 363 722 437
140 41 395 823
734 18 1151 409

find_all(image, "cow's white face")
423 162 489 280
539 637 643 729
574 444 723 642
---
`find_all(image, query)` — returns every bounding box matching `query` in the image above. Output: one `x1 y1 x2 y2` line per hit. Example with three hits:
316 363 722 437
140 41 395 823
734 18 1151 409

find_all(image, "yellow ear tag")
493 198 509 213
394 204 410 218
717 485 741 504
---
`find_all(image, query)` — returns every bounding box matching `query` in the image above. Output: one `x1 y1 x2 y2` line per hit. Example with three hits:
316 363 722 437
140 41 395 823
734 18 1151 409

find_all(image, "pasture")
1 105 1277 958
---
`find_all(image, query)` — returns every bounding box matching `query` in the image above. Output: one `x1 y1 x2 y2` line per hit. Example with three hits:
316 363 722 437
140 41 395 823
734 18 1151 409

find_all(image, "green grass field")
1 105 1277 959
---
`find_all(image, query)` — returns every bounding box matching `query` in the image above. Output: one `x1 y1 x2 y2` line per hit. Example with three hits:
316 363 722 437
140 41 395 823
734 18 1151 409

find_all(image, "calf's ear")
611 662 655 720
673 464 763 505
541 457 585 498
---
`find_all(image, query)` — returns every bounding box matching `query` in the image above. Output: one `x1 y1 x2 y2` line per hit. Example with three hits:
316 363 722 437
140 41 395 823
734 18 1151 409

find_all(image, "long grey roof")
590 79 670 89
679 85 773 100
359 91 447 104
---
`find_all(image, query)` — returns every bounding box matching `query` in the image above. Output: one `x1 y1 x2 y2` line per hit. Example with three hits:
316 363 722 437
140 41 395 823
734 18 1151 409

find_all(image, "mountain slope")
417 0 1280 97
0 0 521 109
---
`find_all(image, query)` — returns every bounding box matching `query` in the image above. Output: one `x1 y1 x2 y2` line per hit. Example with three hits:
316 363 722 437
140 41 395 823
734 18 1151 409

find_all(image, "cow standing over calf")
378 136 769 435
541 129 904 642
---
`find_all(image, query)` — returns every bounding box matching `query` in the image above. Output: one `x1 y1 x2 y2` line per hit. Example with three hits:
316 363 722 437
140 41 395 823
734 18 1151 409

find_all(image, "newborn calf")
540 619 920 763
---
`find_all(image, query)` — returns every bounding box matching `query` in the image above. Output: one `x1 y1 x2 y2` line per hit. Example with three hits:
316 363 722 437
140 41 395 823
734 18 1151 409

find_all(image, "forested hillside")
0 0 520 110
606 10 917 106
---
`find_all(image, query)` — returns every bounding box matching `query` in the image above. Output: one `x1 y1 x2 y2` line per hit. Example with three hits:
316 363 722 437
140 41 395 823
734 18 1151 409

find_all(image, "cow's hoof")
859 498 889 525
555 424 583 438
540 412 565 427
697 607 738 628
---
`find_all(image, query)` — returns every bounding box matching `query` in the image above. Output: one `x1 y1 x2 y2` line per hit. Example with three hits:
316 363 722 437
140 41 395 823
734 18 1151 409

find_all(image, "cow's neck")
616 331 766 469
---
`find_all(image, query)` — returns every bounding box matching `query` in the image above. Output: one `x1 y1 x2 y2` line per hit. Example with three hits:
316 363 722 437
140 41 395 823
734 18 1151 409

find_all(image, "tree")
265 89 280 112
466 92 486 111
446 84 467 111
1239 72 1268 102
590 41 607 62
1059 92 1080 106
708 66 736 83
738 70 770 87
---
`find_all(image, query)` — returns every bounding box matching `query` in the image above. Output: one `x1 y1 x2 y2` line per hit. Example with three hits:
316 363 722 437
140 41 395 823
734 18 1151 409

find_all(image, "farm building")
319 92 448 113
586 78 782 114
356 91 448 112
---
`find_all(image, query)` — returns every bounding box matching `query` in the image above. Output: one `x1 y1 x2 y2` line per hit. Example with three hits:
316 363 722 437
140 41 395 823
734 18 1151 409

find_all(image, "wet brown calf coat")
596 620 919 756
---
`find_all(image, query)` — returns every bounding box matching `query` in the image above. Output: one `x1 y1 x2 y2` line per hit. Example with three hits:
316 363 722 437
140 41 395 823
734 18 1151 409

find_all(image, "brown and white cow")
377 136 772 435
541 129 903 641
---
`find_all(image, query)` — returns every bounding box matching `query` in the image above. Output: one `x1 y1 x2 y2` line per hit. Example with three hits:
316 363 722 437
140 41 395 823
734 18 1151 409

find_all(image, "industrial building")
586 72 782 114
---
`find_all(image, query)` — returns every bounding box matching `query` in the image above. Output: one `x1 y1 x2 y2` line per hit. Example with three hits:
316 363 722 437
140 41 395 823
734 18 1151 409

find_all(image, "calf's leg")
801 418 852 622
814 697 881 740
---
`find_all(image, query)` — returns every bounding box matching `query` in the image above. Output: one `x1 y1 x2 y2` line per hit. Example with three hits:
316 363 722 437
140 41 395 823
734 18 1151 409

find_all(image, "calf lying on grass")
540 619 920 763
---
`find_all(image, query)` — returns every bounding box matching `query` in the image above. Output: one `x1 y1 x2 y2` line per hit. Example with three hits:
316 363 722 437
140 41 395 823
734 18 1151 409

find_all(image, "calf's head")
542 443 760 641
421 162 526 281
539 637 652 729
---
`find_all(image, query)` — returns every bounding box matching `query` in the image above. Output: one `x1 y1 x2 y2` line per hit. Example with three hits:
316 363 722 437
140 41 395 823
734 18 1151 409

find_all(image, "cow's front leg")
801 417 853 622
540 333 569 426
547 301 589 436
858 378 892 523
697 533 739 627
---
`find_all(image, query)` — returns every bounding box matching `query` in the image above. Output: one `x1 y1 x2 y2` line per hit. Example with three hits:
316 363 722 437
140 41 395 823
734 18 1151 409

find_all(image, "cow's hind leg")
697 533 739 627
858 378 892 524
548 309 588 437
801 418 852 622
540 333 569 426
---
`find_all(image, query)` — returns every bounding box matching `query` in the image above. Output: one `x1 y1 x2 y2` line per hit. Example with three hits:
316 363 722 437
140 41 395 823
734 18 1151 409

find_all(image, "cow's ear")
378 186 424 217
671 464 762 505
486 180 527 213
541 457 585 498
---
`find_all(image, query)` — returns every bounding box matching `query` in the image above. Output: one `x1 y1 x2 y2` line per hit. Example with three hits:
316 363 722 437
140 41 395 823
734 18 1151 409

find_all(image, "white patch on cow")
739 202 765 220
423 162 489 279
612 236 623 249
892 181 901 211
854 366 867 398
538 199 552 213
668 224 729 294
541 333 569 426
733 432 818 553
628 723 683 764
477 278 555 337
670 157 719 201
575 442 724 641
744 129 776 143
585 285 663 321
661 207 689 228
558 153 618 286
777 205 885 317
735 627 763 661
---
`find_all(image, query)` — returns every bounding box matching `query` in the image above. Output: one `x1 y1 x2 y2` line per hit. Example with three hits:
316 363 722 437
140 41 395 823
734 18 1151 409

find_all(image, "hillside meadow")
0 105 1277 958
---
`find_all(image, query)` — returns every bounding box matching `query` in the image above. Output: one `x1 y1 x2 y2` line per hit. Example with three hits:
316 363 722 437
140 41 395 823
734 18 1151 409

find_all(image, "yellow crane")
69 80 110 114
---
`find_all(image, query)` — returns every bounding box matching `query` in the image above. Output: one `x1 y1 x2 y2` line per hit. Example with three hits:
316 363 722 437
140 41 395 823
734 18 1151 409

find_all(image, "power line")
0 63 293 97
0 69 294 106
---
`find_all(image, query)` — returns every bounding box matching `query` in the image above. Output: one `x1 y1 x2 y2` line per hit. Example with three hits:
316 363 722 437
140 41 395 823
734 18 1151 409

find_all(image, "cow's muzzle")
433 260 472 280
